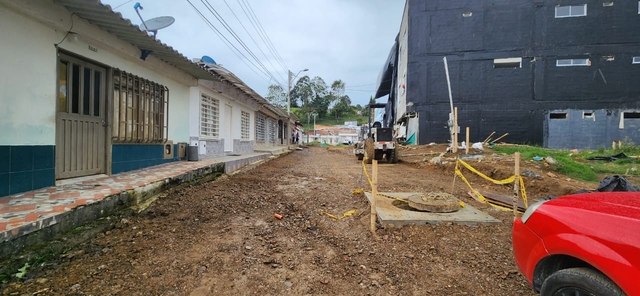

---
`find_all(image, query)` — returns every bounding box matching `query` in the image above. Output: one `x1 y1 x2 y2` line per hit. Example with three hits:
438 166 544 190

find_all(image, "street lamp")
287 68 308 148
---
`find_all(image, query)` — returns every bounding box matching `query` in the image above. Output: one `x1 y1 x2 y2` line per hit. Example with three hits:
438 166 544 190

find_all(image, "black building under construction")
376 0 640 149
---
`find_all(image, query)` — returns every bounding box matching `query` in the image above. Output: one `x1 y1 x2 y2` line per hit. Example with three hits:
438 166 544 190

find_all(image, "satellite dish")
132 3 175 39
202 55 217 65
143 16 175 32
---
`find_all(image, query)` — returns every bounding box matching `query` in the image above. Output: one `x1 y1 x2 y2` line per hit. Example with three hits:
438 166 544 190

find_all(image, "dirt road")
2 146 537 295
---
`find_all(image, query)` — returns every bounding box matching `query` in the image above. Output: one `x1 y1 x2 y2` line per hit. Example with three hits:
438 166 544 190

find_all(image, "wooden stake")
451 158 458 195
492 133 509 143
483 131 496 144
371 160 378 235
465 127 470 154
453 107 458 153
513 152 521 220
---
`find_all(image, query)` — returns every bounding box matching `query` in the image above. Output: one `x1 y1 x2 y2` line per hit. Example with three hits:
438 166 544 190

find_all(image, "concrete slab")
365 192 501 227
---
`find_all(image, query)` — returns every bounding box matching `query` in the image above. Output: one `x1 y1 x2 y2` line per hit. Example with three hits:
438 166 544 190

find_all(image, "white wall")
0 0 197 145
191 84 255 145
0 5 57 145
395 2 410 122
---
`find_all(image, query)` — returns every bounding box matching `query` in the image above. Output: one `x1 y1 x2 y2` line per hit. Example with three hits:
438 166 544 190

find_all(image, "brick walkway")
0 148 286 241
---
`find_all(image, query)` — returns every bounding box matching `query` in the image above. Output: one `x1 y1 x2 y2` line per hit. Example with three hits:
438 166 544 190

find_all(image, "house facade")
378 0 640 149
189 62 289 158
0 0 291 198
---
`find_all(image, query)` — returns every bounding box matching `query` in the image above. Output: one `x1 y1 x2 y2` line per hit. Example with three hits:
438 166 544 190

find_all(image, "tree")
330 80 345 98
291 76 331 119
331 95 352 123
265 84 286 110
361 96 375 119
291 75 313 106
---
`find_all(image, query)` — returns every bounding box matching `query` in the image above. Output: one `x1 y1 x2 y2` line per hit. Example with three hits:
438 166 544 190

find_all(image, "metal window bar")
200 94 219 138
112 69 168 143
255 113 266 142
241 110 250 139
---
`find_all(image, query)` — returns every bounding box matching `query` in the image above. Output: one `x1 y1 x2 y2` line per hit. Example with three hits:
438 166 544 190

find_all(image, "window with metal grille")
112 69 168 143
268 118 277 143
241 110 250 140
255 113 266 142
200 94 219 138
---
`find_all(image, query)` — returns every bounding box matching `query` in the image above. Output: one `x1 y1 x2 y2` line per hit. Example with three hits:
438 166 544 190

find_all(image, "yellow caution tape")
323 209 357 220
352 189 364 195
454 159 529 212
359 156 470 208
457 159 516 184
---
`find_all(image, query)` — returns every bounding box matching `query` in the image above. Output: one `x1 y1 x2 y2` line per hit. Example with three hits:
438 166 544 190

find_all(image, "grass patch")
492 145 640 182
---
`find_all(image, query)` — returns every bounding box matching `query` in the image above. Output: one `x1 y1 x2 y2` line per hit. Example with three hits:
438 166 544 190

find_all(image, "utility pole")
286 68 308 148
312 111 318 138
287 70 292 116
287 70 292 149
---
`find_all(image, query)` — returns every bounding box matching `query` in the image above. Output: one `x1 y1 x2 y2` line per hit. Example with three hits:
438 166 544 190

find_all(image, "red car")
512 192 640 296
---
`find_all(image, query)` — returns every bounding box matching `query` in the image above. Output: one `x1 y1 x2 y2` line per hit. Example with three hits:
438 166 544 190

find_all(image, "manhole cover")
406 192 460 213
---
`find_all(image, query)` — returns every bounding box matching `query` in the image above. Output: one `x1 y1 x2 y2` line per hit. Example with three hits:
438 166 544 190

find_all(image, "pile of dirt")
2 146 539 295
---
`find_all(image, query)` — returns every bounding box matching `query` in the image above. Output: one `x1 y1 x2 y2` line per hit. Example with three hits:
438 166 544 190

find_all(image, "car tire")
540 267 624 296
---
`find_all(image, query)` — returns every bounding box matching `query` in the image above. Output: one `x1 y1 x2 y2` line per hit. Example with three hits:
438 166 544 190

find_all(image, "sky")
101 0 405 107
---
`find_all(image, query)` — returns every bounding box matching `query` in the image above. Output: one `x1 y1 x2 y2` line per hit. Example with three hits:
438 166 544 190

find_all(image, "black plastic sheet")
586 153 628 162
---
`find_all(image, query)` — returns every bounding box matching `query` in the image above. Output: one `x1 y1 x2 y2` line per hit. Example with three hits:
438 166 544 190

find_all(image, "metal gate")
55 53 106 179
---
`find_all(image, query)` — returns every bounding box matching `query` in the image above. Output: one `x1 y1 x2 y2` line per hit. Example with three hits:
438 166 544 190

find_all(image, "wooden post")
483 131 496 145
513 152 521 220
492 133 509 143
371 160 378 235
612 141 617 149
453 107 458 153
465 127 470 154
451 158 458 195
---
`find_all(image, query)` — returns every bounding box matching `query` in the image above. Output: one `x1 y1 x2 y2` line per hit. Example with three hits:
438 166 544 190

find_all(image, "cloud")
102 0 404 106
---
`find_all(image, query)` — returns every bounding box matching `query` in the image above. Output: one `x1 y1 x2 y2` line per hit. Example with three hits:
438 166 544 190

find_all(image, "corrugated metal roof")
53 0 215 80
197 61 289 118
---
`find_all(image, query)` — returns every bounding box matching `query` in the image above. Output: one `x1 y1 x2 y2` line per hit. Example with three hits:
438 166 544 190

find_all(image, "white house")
0 0 292 198
189 61 290 158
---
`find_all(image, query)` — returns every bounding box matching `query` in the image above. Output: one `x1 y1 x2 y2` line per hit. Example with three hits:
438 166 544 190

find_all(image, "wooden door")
55 53 106 179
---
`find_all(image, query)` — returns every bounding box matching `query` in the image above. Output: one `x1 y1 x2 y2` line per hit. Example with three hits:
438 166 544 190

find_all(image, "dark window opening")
625 112 640 119
494 62 521 69
550 113 567 119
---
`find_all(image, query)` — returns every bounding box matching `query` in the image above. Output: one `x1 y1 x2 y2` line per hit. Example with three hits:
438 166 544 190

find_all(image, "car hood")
545 192 640 220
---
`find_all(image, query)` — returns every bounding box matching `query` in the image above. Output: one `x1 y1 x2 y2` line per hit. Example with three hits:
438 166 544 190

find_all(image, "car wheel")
540 267 624 296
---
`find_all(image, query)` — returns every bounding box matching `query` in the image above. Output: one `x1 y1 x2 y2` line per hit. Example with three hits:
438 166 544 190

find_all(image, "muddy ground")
1 145 608 295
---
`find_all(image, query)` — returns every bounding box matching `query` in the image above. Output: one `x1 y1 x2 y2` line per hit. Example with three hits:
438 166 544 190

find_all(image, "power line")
186 0 273 84
113 0 134 9
221 0 288 81
237 0 289 74
200 0 286 87
242 0 289 72
245 0 290 73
